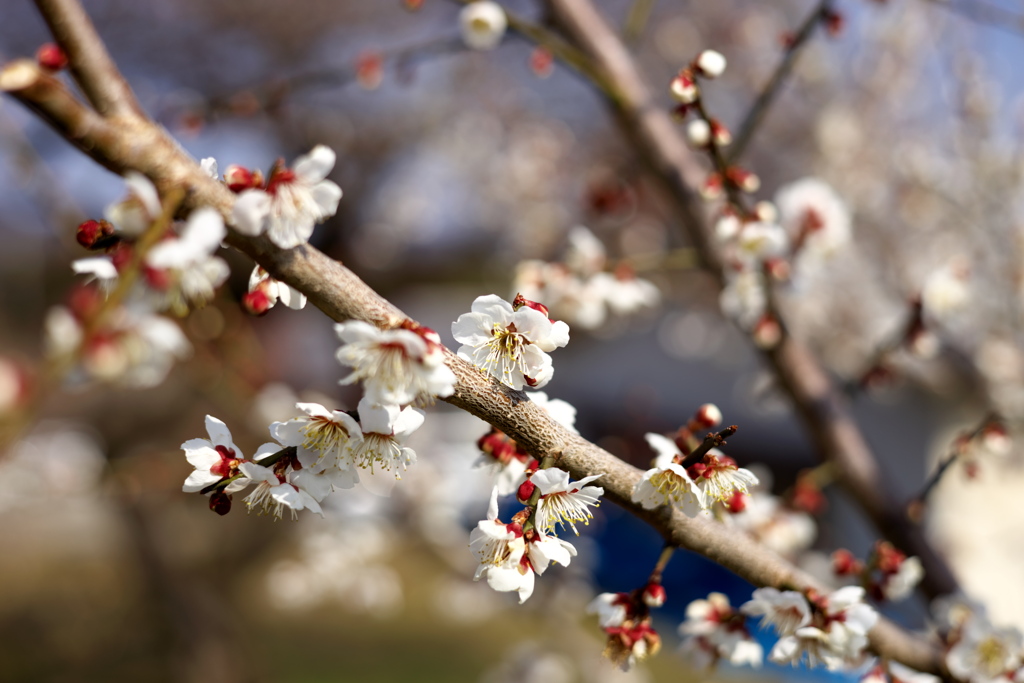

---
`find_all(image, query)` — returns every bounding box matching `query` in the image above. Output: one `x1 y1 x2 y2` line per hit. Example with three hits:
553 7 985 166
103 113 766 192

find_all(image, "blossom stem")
648 544 674 583
679 425 737 469
727 0 834 163
907 414 997 520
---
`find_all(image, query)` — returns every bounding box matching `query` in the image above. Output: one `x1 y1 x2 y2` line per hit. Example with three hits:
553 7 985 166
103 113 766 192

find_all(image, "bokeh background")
1 0 1024 681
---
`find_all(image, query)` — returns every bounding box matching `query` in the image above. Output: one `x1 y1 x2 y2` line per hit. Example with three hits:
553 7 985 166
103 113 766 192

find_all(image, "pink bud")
726 490 746 513
242 289 273 316
642 583 666 607
694 403 722 428
356 51 384 90
710 119 732 146
670 72 698 104
753 315 782 349
530 47 554 79
224 165 259 193
727 167 760 193
36 43 68 71
512 293 550 317
700 173 723 201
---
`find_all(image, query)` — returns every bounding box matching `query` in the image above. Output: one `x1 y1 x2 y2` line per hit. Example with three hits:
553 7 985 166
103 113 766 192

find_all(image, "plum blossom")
775 177 851 260
757 587 878 672
861 662 940 683
452 294 569 390
531 467 603 535
695 49 727 78
588 592 631 628
470 487 532 602
741 587 812 636
631 433 706 516
725 492 816 557
678 593 763 669
602 619 661 671
459 1 507 50
946 618 1023 683
105 172 161 237
335 320 455 405
345 397 424 478
921 261 970 322
689 450 759 505
231 145 343 249
270 402 361 477
524 530 576 577
145 208 230 313
239 445 324 520
720 269 767 327
181 415 250 493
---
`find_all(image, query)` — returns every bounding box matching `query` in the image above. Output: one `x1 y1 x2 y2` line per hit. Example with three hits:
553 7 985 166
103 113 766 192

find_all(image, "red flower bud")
75 219 117 250
642 583 667 607
36 43 68 71
209 492 232 516
241 289 273 316
517 479 536 504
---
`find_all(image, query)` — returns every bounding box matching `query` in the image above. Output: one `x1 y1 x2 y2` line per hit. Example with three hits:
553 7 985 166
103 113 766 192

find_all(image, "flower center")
301 415 349 461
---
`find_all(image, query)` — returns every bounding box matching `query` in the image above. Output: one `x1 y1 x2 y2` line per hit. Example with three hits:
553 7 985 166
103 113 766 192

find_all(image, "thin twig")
907 414 997 517
728 0 833 162
622 0 657 45
680 425 737 469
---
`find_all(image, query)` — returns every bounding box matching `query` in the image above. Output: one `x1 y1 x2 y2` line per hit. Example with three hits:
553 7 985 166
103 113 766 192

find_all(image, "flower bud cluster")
831 542 923 603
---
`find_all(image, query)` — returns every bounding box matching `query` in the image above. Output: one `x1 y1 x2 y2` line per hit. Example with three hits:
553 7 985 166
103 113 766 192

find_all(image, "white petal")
125 172 162 218
293 145 336 184
231 189 272 236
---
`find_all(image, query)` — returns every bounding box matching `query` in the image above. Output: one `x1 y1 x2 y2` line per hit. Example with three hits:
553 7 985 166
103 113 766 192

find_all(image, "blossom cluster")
934 595 1024 683
513 226 660 331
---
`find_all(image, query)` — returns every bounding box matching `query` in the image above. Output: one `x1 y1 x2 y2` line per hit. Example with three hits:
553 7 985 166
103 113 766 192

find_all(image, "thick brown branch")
33 0 142 116
543 0 959 600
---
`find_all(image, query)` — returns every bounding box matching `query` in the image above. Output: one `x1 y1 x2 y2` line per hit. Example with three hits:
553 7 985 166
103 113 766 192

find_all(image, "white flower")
459 1 507 50
565 226 607 276
231 145 343 249
695 49 727 78
631 433 706 515
147 208 226 270
105 172 161 236
740 587 811 636
775 177 851 260
345 397 424 478
181 415 250 493
726 493 816 557
470 487 532 602
335 320 455 405
71 256 118 286
691 451 759 504
531 467 603 535
528 391 578 432
678 592 764 668
588 592 631 628
270 402 361 474
720 269 766 327
766 587 878 672
922 262 970 321
946 618 1023 683
239 445 324 520
525 531 576 576
881 555 923 602
733 221 789 265
887 662 941 683
247 266 307 311
452 294 569 391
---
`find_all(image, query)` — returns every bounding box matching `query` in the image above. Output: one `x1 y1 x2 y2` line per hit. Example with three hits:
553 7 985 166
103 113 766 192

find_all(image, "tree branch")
542 0 959 600
34 0 142 116
1 0 949 675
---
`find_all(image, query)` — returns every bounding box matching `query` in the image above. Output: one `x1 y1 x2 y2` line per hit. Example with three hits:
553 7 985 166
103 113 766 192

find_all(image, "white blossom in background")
470 487 532 602
921 261 971 322
459 1 507 50
105 172 161 236
759 587 878 671
336 320 456 405
775 177 851 260
678 593 763 669
345 397 424 478
232 145 343 249
532 468 603 535
741 587 811 637
452 294 569 390
720 269 767 328
181 415 250 493
861 662 940 683
565 225 607 276
732 222 788 266
587 592 631 628
881 555 924 602
946 618 1023 683
247 266 307 312
631 433 706 516
725 493 816 558
145 208 230 312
